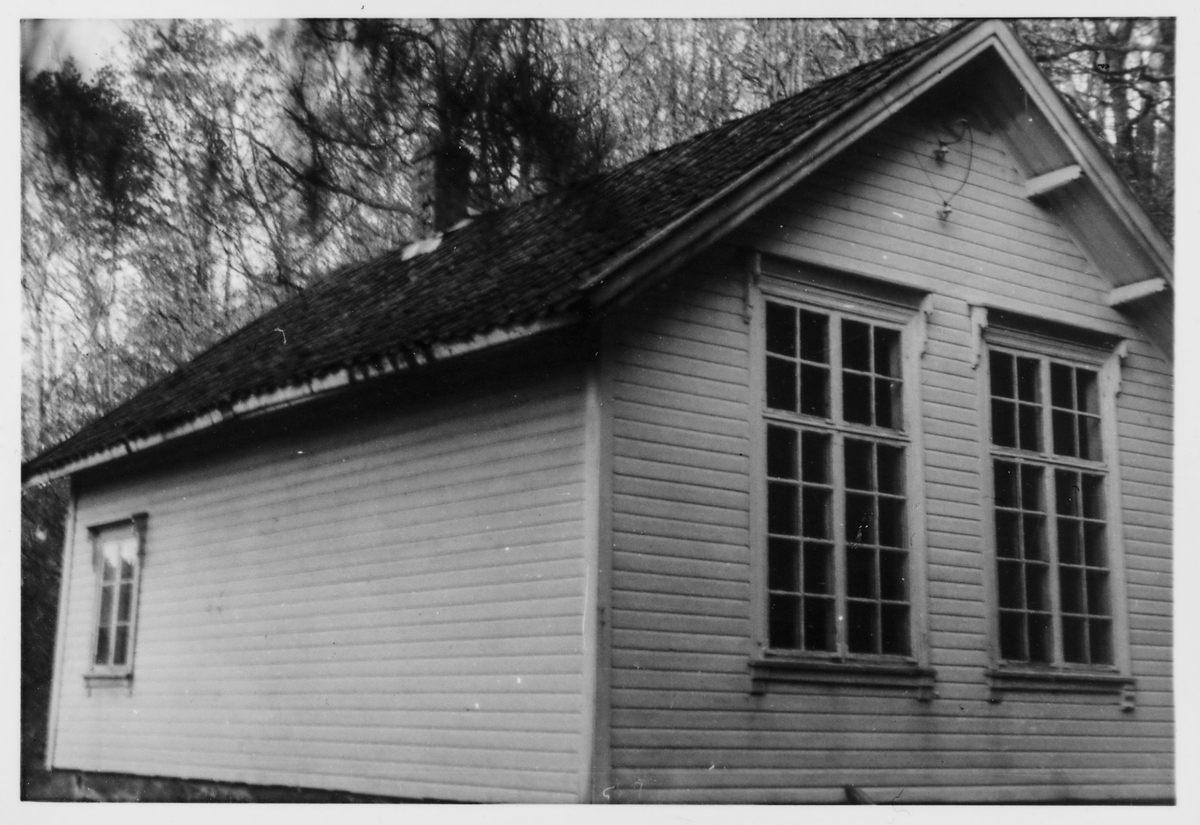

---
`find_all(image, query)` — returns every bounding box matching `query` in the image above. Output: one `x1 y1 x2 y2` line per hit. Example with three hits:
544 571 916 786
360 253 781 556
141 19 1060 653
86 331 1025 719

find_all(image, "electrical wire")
915 118 975 218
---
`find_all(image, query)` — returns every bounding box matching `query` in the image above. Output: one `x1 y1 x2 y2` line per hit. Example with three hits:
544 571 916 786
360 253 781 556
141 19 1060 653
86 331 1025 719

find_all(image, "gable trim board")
28 20 1172 804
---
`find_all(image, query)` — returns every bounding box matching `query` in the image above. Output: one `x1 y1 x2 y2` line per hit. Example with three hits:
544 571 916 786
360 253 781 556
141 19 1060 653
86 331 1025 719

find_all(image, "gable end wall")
602 111 1173 803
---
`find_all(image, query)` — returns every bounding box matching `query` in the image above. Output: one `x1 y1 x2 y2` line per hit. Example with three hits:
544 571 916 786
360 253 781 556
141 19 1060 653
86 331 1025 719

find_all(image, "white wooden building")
25 20 1173 803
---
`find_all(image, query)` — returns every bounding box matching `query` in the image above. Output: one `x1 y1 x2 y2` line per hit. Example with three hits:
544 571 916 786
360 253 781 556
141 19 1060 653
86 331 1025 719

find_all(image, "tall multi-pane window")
988 349 1113 667
89 516 147 679
764 299 910 657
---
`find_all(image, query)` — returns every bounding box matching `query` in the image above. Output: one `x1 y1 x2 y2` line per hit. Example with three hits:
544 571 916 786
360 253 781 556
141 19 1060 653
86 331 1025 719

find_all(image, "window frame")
749 267 933 694
977 323 1134 696
85 513 148 686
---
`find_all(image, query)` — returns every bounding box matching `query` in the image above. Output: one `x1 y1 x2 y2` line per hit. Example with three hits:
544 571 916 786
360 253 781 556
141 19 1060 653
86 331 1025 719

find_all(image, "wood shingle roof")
26 21 985 482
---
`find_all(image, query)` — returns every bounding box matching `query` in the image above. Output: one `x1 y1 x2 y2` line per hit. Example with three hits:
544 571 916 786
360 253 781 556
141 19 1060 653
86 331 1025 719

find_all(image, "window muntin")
89 517 146 678
764 299 910 658
988 349 1112 667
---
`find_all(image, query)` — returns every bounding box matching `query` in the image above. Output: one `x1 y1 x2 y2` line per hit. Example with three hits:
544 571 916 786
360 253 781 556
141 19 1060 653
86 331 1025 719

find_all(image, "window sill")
750 655 937 700
84 671 133 696
986 667 1135 707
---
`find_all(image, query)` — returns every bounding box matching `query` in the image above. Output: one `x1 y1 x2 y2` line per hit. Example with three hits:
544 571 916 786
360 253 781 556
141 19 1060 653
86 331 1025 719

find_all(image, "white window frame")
85 513 148 686
749 264 933 695
977 318 1134 699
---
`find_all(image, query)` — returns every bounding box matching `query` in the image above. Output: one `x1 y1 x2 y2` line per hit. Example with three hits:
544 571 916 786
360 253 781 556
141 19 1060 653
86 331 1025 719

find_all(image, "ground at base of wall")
20 767 441 803
20 768 1174 805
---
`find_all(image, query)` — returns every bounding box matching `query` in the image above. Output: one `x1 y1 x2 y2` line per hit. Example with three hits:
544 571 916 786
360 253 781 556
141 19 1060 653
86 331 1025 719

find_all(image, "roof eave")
21 313 580 488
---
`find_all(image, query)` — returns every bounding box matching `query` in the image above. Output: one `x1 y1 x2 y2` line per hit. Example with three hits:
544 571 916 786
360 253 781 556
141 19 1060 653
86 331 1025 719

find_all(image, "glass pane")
117 583 133 622
765 302 796 356
878 499 904 548
768 482 799 536
99 585 114 624
995 512 1020 558
1025 562 1049 611
847 601 878 653
1028 613 1052 662
1087 570 1111 616
990 351 1014 399
1058 519 1082 565
1079 416 1101 461
799 364 830 417
998 611 1025 660
766 357 797 411
992 400 1016 448
94 627 110 665
847 546 876 598
1050 362 1074 408
1062 616 1087 663
1059 567 1084 614
1077 368 1099 414
1084 522 1107 568
877 445 904 495
801 431 829 483
799 310 828 363
1082 474 1105 520
1056 470 1079 517
843 373 872 425
874 327 901 378
1016 357 1040 402
1020 464 1043 511
1022 515 1046 560
875 378 901 430
804 597 836 651
844 439 873 491
997 560 1023 608
766 425 798 479
113 626 129 666
803 543 833 594
842 320 871 372
845 493 875 545
880 604 910 655
1018 405 1040 451
101 546 117 583
802 487 831 539
994 461 1018 509
1089 620 1113 664
768 538 800 592
769 594 800 649
1052 410 1077 457
879 549 907 600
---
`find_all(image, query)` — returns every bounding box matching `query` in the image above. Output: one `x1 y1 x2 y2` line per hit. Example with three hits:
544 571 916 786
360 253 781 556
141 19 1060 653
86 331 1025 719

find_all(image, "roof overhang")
22 314 579 488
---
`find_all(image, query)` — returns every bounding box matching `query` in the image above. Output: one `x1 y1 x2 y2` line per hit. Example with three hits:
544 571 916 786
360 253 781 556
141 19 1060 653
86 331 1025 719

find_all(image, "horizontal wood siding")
606 111 1172 802
52 371 590 802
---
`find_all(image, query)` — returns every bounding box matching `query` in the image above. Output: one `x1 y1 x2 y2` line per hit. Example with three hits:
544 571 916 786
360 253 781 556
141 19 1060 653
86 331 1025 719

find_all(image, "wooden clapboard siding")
50 370 591 803
605 109 1172 802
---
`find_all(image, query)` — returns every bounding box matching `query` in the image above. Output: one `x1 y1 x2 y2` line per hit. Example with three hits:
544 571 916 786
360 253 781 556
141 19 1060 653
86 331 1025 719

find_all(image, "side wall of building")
49 367 592 802
603 111 1173 802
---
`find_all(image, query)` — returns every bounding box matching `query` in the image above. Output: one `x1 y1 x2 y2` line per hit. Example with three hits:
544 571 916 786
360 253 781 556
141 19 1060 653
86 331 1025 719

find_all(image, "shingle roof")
25 20 981 482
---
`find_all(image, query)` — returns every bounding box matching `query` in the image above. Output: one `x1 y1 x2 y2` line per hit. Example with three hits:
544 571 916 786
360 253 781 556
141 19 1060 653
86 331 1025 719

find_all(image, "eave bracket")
1105 278 1167 308
1024 164 1082 199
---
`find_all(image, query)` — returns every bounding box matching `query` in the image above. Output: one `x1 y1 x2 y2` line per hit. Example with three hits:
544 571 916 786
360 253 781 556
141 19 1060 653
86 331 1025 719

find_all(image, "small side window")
88 515 148 682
